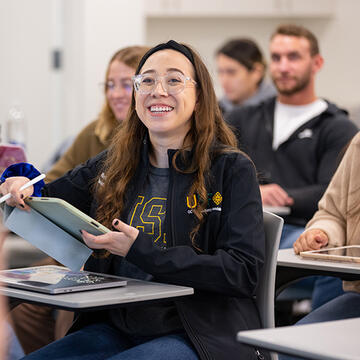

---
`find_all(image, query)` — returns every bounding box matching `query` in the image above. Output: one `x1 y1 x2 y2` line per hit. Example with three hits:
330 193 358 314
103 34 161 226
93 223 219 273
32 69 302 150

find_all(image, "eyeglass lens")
136 72 189 95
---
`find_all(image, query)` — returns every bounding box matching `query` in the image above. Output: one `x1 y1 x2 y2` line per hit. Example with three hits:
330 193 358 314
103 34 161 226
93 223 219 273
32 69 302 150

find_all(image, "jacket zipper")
177 304 212 360
169 154 209 359
255 349 265 360
169 166 176 247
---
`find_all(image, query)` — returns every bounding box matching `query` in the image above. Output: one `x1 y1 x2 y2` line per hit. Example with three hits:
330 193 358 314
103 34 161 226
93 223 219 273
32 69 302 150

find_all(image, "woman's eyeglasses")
133 71 197 95
100 79 133 93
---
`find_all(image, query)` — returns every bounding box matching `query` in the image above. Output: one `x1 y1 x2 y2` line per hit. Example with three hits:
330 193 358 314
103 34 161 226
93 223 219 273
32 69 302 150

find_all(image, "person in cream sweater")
292 131 360 326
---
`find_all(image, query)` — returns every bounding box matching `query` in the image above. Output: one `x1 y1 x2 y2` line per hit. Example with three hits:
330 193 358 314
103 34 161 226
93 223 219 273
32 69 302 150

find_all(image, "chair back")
256 211 283 329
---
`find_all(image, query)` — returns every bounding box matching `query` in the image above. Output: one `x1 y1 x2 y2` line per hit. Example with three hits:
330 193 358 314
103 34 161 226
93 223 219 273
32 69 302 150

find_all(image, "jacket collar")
262 96 347 137
140 132 195 172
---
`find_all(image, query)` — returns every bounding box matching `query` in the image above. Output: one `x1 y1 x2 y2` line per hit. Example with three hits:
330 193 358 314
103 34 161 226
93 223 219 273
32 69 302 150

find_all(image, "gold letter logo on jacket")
186 194 197 209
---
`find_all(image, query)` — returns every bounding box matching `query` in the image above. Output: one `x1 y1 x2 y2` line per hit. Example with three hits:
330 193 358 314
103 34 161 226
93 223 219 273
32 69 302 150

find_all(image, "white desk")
237 317 360 360
263 206 290 216
276 249 360 296
278 248 360 275
1 278 194 311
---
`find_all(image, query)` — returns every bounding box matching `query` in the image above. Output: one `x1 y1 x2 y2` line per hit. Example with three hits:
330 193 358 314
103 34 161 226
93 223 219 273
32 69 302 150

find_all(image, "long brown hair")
95 43 239 247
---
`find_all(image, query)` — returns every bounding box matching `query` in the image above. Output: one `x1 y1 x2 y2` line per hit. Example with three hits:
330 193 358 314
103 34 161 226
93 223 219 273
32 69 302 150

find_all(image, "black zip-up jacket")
43 139 268 360
226 97 358 226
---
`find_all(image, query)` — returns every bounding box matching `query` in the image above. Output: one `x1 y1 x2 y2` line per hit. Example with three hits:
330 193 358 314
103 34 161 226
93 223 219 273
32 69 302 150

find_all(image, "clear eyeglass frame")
132 72 197 95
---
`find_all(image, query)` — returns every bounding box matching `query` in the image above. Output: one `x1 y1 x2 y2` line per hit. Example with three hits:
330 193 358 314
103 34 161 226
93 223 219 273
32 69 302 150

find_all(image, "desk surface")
237 317 360 360
1 278 194 311
278 248 360 275
263 206 290 216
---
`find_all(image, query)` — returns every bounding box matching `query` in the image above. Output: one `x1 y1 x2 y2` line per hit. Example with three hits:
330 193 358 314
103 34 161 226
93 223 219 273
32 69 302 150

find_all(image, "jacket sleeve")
45 142 79 183
126 155 265 298
286 119 358 221
305 133 360 247
43 151 106 215
0 163 45 196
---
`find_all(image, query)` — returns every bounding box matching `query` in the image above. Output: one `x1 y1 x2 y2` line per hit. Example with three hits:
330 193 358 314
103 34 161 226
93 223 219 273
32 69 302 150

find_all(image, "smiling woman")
0 40 268 360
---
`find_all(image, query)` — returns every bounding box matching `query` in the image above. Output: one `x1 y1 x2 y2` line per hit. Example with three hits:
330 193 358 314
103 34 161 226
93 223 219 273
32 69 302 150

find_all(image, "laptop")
0 265 127 294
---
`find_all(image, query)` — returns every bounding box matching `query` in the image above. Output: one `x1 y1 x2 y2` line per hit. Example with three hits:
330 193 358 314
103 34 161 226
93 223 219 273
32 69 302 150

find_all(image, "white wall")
300 1 360 110
0 0 145 168
79 0 145 128
0 0 53 168
61 0 146 160
146 0 360 112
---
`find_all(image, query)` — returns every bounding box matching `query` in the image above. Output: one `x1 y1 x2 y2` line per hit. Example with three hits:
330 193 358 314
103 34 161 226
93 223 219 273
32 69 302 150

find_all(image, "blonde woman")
8 45 149 356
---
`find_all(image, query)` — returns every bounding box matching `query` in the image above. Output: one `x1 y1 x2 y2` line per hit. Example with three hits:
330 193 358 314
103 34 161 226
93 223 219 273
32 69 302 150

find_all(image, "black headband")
135 40 195 75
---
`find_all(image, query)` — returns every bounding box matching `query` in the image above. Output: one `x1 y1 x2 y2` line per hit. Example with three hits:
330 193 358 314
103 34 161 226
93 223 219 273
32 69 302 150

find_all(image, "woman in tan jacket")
10 45 149 355
291 131 360 325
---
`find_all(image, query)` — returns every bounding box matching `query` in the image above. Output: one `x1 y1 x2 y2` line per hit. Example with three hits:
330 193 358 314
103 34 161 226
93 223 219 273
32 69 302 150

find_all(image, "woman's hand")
0 176 33 210
293 228 329 254
81 219 139 257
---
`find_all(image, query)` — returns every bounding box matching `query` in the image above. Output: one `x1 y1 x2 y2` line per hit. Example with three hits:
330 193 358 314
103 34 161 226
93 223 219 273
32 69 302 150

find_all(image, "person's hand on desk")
81 218 139 257
293 228 329 254
260 183 294 207
0 176 33 210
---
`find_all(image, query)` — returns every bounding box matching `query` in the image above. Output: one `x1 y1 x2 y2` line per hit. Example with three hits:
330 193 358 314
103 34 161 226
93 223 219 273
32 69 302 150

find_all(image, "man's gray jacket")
226 97 358 226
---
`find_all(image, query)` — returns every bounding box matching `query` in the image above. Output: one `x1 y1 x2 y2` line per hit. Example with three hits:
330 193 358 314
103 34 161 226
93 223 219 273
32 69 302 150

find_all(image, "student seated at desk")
7 45 149 356
0 40 268 360
279 131 360 360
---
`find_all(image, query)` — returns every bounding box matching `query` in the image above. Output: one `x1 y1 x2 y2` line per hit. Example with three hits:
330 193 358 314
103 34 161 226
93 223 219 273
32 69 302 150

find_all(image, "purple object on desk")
0 144 26 175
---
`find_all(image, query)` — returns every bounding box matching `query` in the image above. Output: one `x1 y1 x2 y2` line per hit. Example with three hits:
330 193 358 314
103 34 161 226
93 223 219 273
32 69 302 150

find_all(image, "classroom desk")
276 249 360 296
1 278 194 311
237 317 360 360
